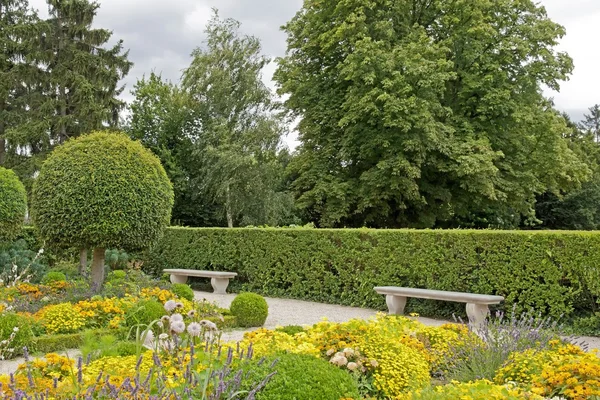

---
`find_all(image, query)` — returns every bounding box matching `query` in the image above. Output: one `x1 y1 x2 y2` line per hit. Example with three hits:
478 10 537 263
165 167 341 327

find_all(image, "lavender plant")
441 306 570 382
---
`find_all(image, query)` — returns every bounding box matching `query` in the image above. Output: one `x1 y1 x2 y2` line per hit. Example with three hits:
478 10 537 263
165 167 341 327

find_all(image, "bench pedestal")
466 303 490 329
386 295 407 315
170 274 188 284
210 277 230 294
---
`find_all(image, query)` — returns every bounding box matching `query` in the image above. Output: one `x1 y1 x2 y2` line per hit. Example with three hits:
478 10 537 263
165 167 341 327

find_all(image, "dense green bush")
31 131 174 288
41 271 67 284
242 353 360 400
0 313 35 357
171 283 194 301
124 299 165 328
145 228 600 320
230 292 268 327
0 167 27 241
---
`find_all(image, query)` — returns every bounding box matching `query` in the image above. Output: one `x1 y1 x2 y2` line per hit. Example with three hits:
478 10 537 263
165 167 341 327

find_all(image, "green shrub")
171 283 194 301
105 249 131 270
31 131 174 289
144 228 600 320
47 260 80 280
275 325 305 336
230 293 268 328
107 270 127 283
572 313 600 336
242 353 360 400
41 271 67 284
30 328 127 355
124 299 165 328
0 167 27 242
0 313 35 358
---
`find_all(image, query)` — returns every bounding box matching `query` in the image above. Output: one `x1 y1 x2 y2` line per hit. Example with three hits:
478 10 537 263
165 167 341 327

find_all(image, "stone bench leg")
211 278 230 294
466 303 489 329
170 274 188 284
386 295 407 315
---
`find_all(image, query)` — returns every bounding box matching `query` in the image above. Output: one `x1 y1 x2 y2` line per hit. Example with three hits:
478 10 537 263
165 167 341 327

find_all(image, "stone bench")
374 286 504 327
164 269 237 294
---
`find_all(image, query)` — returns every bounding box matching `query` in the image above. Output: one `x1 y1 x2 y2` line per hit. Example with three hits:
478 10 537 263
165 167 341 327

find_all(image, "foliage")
123 298 165 328
0 238 47 284
275 0 586 229
408 380 542 399
243 353 360 400
0 167 27 241
37 302 87 334
104 249 131 270
0 313 34 358
442 308 562 382
171 283 194 301
145 228 600 320
230 292 269 328
181 10 295 228
41 271 66 285
275 325 305 336
31 131 174 288
80 331 136 361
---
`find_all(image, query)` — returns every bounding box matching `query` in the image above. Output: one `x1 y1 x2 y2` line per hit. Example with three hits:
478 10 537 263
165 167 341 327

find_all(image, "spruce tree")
37 0 133 144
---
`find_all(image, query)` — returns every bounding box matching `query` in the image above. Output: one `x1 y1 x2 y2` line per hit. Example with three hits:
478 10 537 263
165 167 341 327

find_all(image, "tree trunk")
225 184 233 228
79 248 87 275
90 247 105 292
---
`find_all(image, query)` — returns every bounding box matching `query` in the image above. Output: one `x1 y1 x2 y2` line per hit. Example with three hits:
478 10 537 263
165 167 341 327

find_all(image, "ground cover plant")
1 310 598 399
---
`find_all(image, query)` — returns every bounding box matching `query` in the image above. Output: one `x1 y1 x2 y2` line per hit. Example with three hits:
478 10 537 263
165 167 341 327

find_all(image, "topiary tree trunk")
79 248 87 275
91 247 105 292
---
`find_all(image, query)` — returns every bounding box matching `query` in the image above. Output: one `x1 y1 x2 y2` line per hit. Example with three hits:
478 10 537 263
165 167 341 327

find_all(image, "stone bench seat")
164 269 237 294
374 286 504 327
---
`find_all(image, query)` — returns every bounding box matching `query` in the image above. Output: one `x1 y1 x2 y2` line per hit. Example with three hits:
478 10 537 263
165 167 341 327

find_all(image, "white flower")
0 340 8 345
370 359 379 368
157 321 164 329
12 327 18 333
161 315 171 324
38 248 44 255
329 354 348 367
170 321 185 334
170 313 183 323
164 300 177 312
187 322 202 337
158 333 169 341
326 348 336 356
347 362 358 371
342 348 354 357
199 320 218 331
142 330 155 349
187 309 197 318
175 302 183 309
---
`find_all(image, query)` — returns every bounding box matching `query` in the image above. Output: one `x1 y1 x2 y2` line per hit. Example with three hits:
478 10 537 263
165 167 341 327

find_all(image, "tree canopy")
275 0 588 228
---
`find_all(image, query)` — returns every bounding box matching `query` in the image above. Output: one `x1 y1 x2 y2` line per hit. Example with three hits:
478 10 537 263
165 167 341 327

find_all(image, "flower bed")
0 301 598 399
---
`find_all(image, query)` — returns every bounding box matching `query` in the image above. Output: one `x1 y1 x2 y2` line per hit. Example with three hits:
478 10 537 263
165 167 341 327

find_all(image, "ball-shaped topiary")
31 131 174 288
230 292 268 328
0 167 27 241
41 271 67 284
124 299 166 328
242 353 360 400
171 283 194 301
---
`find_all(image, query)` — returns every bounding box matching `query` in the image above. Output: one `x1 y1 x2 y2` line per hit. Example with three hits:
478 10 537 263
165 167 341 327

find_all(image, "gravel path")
0 291 598 375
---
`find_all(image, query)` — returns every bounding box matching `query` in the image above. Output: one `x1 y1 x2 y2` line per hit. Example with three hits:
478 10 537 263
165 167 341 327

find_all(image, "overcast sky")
30 0 600 148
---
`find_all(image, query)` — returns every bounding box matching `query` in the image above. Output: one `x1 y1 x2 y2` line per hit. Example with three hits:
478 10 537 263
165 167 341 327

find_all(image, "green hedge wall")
144 228 600 320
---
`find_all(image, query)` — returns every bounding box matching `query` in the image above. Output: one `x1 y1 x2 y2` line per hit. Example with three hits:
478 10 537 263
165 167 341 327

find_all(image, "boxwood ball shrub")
124 299 165 328
242 353 360 400
171 283 194 301
230 292 268 327
0 167 27 241
41 271 67 284
31 131 174 290
0 313 35 357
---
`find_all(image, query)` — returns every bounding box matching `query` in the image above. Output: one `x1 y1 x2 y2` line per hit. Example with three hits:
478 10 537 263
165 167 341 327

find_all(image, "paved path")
1 291 598 375
194 291 600 351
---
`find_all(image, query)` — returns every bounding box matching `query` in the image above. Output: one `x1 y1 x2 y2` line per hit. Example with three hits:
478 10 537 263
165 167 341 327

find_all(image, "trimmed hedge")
145 228 600 320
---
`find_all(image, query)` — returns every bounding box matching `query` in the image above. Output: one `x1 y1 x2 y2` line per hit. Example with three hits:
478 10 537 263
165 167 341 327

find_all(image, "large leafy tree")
276 0 588 228
181 11 295 227
127 73 222 227
581 104 600 143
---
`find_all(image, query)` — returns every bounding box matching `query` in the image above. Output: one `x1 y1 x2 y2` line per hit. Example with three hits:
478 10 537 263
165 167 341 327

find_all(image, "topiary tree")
0 167 27 241
31 131 174 290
